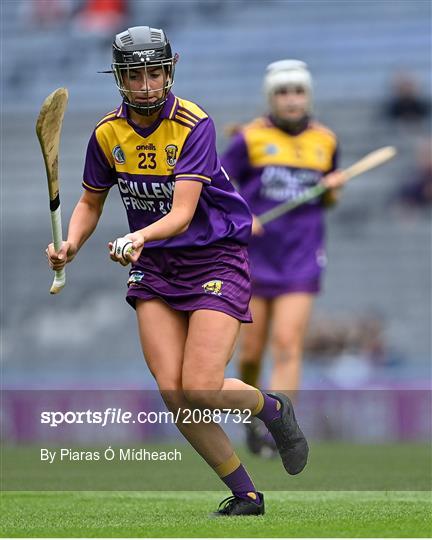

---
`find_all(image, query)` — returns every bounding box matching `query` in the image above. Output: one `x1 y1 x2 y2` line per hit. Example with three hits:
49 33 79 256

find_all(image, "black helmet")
111 26 177 115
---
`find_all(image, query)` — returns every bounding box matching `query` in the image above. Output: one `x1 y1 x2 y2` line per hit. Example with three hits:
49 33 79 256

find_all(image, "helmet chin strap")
270 114 310 135
126 99 165 116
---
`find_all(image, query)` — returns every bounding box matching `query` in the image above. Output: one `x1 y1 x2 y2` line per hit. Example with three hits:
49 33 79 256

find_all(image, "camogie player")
222 60 346 455
46 27 308 515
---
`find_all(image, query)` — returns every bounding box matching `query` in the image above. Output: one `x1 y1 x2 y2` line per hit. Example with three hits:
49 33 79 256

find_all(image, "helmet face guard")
111 26 177 116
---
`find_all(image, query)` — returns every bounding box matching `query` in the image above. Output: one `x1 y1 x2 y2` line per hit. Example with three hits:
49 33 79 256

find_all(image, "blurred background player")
391 137 432 217
382 71 430 129
46 26 308 515
222 60 346 455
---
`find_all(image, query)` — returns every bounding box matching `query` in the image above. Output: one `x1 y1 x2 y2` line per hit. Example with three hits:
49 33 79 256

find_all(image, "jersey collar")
268 114 310 135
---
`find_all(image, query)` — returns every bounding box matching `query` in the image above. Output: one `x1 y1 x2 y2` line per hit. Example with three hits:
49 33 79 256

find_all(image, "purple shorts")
126 241 252 323
252 277 321 299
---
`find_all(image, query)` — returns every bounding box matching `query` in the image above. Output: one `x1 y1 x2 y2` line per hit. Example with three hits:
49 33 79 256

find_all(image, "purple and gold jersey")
222 116 338 297
82 92 252 248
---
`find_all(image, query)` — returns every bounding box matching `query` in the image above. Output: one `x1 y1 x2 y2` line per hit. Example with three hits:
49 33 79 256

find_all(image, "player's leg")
182 309 308 476
236 296 273 454
136 299 236 468
269 292 314 397
238 296 272 387
136 298 186 390
181 308 264 513
182 309 261 409
136 300 264 515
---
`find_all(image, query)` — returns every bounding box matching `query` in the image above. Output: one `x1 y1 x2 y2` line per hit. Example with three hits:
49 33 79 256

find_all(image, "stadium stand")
2 0 430 386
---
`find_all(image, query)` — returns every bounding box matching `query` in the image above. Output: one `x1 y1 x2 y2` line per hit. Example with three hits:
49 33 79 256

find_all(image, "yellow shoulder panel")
176 98 208 121
243 117 269 132
309 121 337 142
244 122 337 172
94 118 124 167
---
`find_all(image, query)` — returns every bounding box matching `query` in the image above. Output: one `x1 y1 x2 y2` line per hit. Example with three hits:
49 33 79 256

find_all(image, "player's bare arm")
109 181 203 264
46 190 108 270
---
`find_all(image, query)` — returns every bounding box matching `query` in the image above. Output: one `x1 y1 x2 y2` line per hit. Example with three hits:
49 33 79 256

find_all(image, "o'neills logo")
112 145 126 164
165 144 178 167
136 144 156 151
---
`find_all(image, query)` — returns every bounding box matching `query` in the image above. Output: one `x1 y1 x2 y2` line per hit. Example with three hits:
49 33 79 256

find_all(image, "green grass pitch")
1 442 431 537
1 490 431 537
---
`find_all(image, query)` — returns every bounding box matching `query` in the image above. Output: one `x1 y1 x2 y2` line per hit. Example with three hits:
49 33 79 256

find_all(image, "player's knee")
148 365 173 385
155 376 181 390
241 336 266 361
183 389 209 408
183 380 223 409
271 331 303 361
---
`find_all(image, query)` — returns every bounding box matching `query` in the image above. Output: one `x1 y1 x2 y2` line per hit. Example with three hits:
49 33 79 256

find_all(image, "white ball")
112 237 133 263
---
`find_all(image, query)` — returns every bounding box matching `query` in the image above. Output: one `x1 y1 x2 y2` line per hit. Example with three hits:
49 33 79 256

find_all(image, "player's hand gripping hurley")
258 146 397 225
36 88 69 294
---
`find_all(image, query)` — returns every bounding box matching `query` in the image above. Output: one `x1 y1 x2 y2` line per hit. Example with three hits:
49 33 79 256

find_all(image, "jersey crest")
165 144 178 166
112 145 126 164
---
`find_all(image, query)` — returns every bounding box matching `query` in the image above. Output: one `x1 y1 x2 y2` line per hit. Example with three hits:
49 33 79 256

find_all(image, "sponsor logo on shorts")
112 145 126 164
127 270 145 286
202 280 223 296
165 144 178 167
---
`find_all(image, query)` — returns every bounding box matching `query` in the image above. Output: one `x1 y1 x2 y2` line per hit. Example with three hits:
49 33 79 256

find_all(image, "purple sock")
254 392 281 425
221 464 261 504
